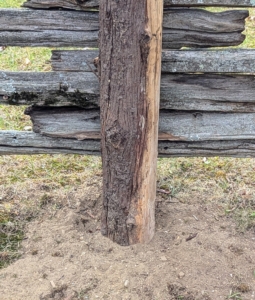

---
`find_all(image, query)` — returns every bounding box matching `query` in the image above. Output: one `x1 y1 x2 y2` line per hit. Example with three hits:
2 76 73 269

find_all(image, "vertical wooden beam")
99 0 163 245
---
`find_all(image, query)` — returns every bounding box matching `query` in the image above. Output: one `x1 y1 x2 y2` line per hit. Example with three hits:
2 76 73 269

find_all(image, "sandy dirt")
0 176 255 300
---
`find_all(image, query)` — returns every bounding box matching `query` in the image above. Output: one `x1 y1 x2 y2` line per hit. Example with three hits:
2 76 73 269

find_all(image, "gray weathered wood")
164 0 255 6
0 71 99 107
3 131 255 158
52 49 255 74
161 49 255 73
0 9 247 48
0 131 101 155
0 9 98 47
26 107 101 140
51 50 98 72
160 74 255 112
23 0 99 9
25 107 255 142
163 9 247 48
158 140 255 157
4 131 255 158
3 72 255 113
23 0 255 9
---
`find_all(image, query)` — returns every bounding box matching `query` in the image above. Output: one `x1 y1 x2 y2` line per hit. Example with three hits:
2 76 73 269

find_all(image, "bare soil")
0 176 255 300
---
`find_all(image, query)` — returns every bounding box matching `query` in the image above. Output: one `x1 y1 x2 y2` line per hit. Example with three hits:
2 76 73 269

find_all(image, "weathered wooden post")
99 1 163 245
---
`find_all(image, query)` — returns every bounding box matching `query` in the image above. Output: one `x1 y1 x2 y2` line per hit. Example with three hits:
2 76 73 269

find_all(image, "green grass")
0 0 24 7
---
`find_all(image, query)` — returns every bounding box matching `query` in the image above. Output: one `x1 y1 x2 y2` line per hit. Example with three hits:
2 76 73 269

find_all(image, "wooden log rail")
0 8 248 48
22 106 255 142
3 131 255 158
23 0 255 9
4 47 255 113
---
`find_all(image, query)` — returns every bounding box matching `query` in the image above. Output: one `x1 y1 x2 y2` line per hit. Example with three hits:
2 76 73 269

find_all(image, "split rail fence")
1 0 255 244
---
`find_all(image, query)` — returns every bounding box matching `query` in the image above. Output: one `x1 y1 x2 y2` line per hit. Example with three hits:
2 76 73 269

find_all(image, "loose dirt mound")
0 177 254 300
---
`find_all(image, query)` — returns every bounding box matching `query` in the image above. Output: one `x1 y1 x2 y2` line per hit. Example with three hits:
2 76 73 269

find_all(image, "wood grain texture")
0 131 101 155
23 0 99 9
51 50 98 72
98 0 163 245
52 49 255 74
3 72 255 113
0 9 247 48
23 0 255 9
162 9 247 49
25 106 255 142
161 49 255 73
160 74 255 112
164 0 255 6
0 9 98 47
3 131 255 158
0 71 99 107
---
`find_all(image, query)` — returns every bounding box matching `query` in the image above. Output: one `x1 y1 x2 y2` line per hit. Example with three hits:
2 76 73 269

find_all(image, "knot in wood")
106 124 127 149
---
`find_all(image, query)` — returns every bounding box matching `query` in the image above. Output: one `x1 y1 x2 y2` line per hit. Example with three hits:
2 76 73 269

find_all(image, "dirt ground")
0 176 255 300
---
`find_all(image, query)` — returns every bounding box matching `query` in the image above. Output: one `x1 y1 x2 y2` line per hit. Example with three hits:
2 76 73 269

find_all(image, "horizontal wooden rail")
2 71 255 113
25 106 255 142
0 131 101 155
23 0 255 9
3 131 255 157
51 49 255 74
0 9 247 48
162 49 255 73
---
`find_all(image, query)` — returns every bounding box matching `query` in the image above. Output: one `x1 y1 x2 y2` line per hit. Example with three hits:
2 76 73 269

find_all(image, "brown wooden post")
99 0 163 245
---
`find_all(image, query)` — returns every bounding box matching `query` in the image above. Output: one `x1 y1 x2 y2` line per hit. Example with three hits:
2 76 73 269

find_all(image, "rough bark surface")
99 0 163 245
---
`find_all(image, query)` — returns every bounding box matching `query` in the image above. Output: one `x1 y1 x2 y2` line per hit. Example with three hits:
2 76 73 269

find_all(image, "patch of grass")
0 209 24 269
0 47 52 72
0 0 24 8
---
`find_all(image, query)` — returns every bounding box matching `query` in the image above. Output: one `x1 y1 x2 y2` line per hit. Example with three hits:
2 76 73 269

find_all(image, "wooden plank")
160 74 255 112
163 9 247 48
0 9 98 47
0 71 99 107
23 0 255 9
51 50 98 72
98 0 163 245
164 0 255 6
52 49 255 74
0 9 247 48
23 0 99 10
3 131 255 158
159 140 255 157
3 72 255 113
0 131 101 155
25 107 255 142
162 49 255 73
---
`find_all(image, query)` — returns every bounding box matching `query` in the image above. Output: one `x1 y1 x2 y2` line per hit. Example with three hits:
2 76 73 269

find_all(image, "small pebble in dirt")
124 280 129 288
178 272 185 279
31 249 38 255
236 283 250 293
160 256 167 261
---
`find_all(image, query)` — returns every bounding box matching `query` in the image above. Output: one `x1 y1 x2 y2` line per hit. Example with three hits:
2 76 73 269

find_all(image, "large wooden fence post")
99 1 163 245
